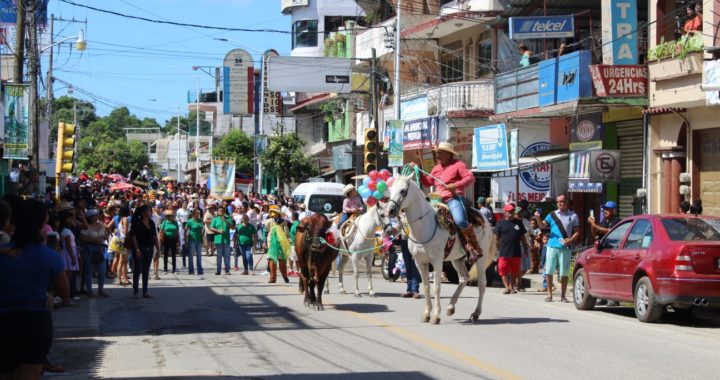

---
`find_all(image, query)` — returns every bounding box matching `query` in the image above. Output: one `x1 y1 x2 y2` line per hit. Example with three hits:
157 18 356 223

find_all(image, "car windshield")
308 195 344 215
661 217 720 241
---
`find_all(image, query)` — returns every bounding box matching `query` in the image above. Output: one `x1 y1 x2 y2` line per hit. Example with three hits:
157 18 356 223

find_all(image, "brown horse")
295 213 338 310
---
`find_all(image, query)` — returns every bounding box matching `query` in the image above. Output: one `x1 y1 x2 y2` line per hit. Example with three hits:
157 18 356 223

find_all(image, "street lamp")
149 99 183 183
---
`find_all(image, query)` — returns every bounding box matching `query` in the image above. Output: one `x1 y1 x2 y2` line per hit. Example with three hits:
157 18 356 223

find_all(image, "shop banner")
473 124 509 171
3 84 29 159
570 112 603 151
601 0 638 65
403 116 438 150
210 158 236 198
568 151 603 193
589 65 648 97
386 120 404 167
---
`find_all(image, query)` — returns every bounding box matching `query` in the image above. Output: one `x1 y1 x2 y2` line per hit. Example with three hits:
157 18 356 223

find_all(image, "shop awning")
289 93 333 113
642 107 686 115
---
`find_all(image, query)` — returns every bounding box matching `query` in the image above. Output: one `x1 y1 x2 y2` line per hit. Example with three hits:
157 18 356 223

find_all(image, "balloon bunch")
358 169 395 207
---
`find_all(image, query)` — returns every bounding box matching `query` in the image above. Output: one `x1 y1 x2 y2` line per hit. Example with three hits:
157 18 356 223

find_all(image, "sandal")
544 297 553 302
502 289 511 294
560 297 569 303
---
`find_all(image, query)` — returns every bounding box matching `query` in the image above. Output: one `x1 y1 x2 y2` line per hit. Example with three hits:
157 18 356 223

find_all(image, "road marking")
345 311 524 380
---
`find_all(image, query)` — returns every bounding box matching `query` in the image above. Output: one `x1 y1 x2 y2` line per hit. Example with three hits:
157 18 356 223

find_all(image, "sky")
45 0 293 125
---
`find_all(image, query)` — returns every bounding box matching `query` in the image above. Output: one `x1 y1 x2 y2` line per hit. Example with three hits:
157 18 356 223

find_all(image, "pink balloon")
368 170 379 180
366 197 377 206
368 180 377 191
386 177 395 187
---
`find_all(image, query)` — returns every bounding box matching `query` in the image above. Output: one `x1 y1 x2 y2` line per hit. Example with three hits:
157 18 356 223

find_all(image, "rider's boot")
279 260 290 283
460 226 483 263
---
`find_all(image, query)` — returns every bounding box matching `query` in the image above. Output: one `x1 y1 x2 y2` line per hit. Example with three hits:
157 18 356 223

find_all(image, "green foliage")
319 99 343 123
646 34 703 61
213 130 254 174
260 134 319 187
50 96 97 141
163 110 211 136
77 138 150 175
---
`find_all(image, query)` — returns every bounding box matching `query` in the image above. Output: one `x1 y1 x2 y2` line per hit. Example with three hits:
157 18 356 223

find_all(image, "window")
477 32 492 77
602 221 632 249
441 40 464 84
308 194 344 214
293 20 318 49
661 218 720 241
624 219 653 249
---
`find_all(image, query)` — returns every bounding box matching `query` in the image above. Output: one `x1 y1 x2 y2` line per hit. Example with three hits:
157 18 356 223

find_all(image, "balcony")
495 64 539 114
428 80 494 117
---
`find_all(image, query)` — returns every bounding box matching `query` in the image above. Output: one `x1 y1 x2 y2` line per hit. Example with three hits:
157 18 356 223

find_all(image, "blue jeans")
238 244 253 271
188 240 203 274
83 244 106 294
133 245 154 295
400 239 420 293
216 243 231 274
447 196 469 229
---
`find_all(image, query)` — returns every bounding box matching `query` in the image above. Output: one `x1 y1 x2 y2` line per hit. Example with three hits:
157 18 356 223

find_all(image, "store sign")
509 15 575 39
570 112 603 151
223 48 254 115
589 150 621 182
601 0 638 65
403 116 438 150
520 142 552 192
568 151 604 193
262 50 281 114
589 65 648 97
473 124 510 171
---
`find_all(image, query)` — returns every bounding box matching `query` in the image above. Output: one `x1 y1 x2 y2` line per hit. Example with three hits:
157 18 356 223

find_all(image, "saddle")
339 214 360 238
428 195 485 259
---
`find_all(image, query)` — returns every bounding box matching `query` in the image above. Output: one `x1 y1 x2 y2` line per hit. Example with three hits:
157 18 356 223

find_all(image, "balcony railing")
428 80 494 115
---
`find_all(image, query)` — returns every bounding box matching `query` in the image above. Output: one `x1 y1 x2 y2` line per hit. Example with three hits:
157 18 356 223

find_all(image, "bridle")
388 183 439 245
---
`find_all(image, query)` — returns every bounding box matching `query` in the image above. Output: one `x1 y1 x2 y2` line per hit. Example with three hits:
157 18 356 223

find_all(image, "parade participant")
58 203 80 300
414 142 483 261
159 210 179 274
79 209 109 298
209 205 234 276
235 214 257 275
496 204 528 294
110 205 131 286
0 200 69 380
129 205 161 299
150 204 163 280
184 208 204 275
534 194 579 302
288 211 300 276
339 184 363 228
265 205 291 283
203 204 216 257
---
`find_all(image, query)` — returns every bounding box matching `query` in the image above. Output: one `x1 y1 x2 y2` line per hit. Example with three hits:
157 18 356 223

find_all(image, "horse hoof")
340 290 347 295
421 315 430 323
369 293 376 298
354 293 361 298
324 289 330 294
315 304 324 311
446 306 455 316
431 317 441 325
469 313 479 322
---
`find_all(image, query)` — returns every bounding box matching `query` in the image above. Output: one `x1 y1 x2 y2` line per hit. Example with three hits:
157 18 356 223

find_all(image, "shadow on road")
594 306 720 328
332 303 391 313
83 372 436 380
457 317 570 325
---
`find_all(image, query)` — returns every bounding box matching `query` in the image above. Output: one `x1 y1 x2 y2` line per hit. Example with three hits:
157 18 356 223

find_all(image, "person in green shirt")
184 209 205 275
234 214 257 275
288 211 300 276
159 210 179 274
209 206 234 275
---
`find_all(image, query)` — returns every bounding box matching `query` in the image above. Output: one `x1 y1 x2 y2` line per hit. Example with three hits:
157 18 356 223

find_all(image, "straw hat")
432 142 458 156
163 209 176 216
343 184 356 195
268 204 281 216
55 201 74 213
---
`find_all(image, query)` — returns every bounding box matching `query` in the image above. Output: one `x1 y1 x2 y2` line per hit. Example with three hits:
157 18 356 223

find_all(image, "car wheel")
634 277 663 323
573 269 596 310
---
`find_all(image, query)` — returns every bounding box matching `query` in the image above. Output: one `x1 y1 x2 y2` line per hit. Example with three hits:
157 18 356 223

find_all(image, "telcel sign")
510 16 574 39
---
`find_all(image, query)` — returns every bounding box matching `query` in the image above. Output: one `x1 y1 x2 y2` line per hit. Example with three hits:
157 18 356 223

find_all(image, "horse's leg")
337 254 348 295
448 256 470 317
417 262 432 323
316 269 330 311
430 257 443 325
470 257 488 322
352 252 362 297
366 252 375 298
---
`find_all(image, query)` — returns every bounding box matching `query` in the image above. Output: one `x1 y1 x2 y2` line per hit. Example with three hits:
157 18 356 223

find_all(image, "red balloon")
379 169 391 180
368 180 377 191
368 170 379 180
366 197 378 206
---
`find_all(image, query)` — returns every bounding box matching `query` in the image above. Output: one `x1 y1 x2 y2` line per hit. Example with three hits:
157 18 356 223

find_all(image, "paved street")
50 255 720 380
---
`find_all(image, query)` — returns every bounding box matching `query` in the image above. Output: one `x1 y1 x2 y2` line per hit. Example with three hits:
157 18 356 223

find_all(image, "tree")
163 110 211 136
50 96 98 142
260 134 319 189
77 138 150 175
213 130 254 174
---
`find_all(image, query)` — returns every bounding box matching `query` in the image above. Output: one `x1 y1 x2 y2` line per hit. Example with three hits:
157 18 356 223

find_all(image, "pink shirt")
420 159 475 202
343 195 364 214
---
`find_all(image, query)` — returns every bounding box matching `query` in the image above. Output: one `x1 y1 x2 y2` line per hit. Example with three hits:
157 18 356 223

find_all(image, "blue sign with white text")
610 0 638 65
473 124 510 171
510 15 575 40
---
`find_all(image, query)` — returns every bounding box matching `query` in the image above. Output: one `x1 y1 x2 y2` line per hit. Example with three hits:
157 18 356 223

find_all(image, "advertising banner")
403 116 438 150
491 125 552 203
386 120 404 167
473 124 509 171
589 65 648 97
223 48 254 115
570 112 603 151
210 158 236 198
0 0 48 26
262 50 281 114
267 56 354 93
509 15 574 39
568 151 603 193
602 0 638 65
3 84 29 159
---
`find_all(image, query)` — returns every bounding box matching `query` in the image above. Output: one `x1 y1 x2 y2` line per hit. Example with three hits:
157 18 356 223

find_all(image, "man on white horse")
412 142 483 262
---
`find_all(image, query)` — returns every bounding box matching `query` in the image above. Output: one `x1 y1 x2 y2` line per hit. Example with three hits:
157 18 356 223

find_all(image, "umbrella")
107 174 125 182
109 182 135 192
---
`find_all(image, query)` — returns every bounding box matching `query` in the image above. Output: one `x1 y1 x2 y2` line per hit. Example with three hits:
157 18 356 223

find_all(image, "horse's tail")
484 234 498 271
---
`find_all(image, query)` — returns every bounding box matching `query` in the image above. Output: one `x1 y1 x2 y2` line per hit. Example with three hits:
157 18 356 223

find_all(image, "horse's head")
384 175 412 219
300 213 333 253
366 204 392 233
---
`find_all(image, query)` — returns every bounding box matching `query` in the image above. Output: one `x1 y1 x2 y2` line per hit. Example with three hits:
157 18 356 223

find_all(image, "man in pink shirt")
416 142 482 261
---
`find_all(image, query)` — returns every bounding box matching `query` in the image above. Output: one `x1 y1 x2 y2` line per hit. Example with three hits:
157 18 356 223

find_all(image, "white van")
291 182 345 216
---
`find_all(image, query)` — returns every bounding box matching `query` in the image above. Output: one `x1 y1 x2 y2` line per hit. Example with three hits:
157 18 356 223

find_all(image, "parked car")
572 214 720 323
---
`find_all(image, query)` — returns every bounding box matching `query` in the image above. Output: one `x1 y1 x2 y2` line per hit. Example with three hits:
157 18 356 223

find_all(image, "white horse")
336 205 389 297
384 175 496 324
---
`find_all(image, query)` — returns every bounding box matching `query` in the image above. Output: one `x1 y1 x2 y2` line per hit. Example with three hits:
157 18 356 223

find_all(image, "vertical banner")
3 84 30 159
387 120 404 167
210 158 236 198
509 129 519 167
602 0 638 65
262 50 281 114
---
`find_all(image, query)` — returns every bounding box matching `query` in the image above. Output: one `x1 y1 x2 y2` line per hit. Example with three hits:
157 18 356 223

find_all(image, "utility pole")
13 0 25 83
28 0 40 193
46 15 54 119
369 48 379 179
196 76 200 181
393 0 402 176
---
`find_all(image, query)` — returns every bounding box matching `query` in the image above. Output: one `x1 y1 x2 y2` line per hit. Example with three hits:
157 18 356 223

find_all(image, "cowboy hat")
55 201 74 213
343 184 356 195
163 209 176 216
268 205 281 216
432 142 459 156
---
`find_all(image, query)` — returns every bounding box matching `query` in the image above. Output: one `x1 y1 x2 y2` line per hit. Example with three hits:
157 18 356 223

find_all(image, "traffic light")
55 122 76 174
363 128 378 173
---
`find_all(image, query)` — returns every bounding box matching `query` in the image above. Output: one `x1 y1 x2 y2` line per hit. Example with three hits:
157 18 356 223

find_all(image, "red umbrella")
109 182 135 192
107 174 126 182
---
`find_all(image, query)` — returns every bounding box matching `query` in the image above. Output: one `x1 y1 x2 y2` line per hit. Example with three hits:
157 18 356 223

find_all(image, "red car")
573 214 720 322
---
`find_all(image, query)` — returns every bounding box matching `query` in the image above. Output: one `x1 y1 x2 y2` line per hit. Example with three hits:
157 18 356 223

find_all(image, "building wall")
289 0 364 57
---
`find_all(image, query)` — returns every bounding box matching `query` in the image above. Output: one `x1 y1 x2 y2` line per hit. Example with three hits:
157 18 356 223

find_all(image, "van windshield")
308 194 344 214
